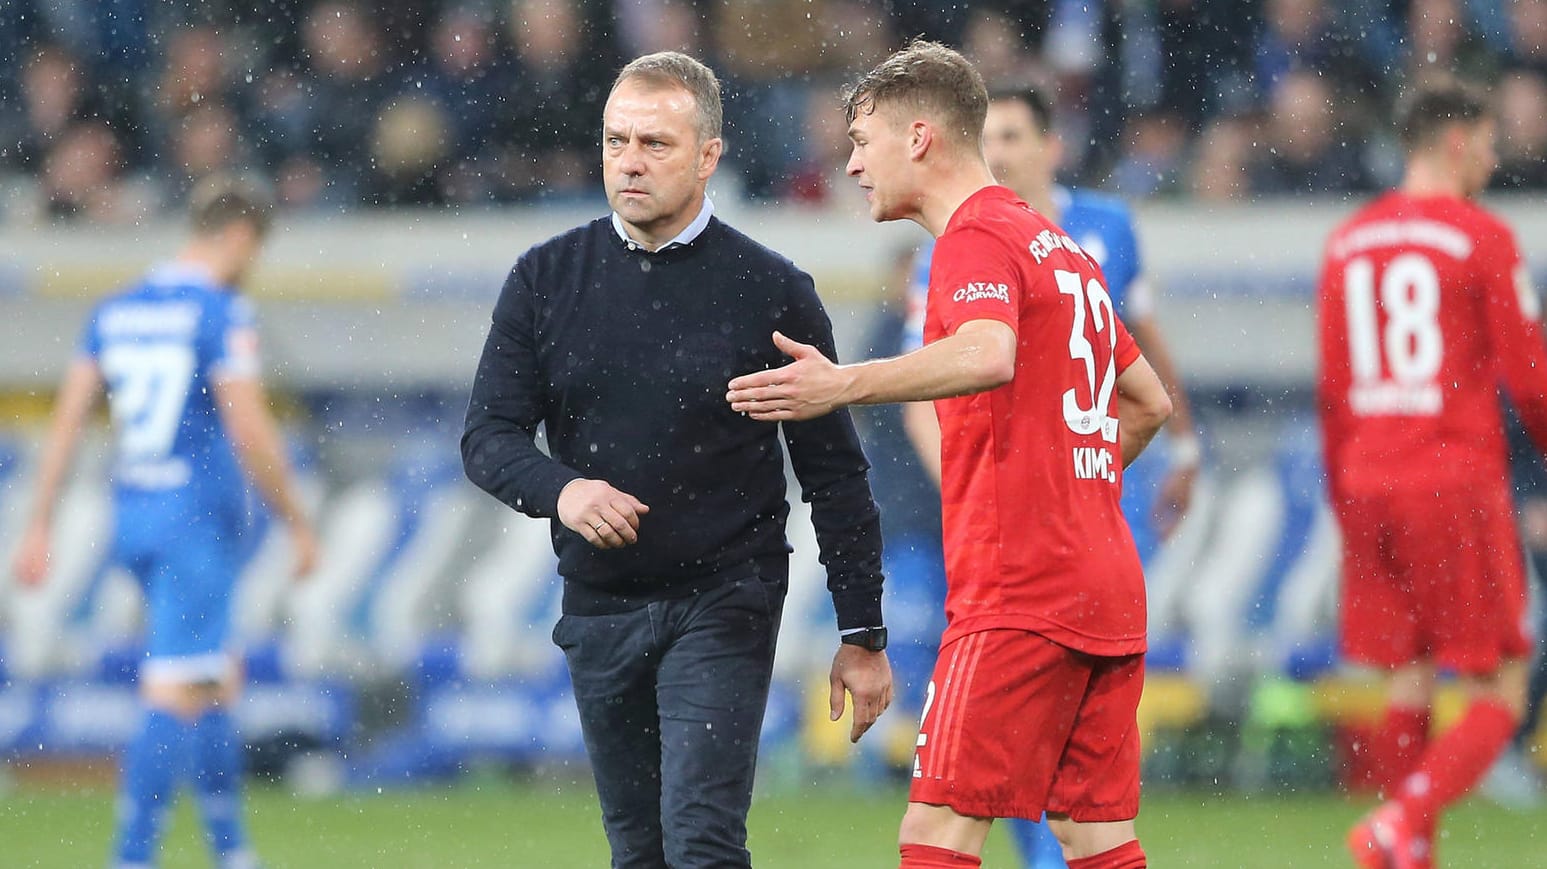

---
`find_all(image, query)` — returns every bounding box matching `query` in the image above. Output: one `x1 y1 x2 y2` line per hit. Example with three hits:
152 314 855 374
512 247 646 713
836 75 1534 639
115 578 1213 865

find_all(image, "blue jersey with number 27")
78 264 261 526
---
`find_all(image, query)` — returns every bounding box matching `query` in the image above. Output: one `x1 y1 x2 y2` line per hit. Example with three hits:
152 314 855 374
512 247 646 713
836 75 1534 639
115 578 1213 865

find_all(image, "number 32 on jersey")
1056 269 1120 483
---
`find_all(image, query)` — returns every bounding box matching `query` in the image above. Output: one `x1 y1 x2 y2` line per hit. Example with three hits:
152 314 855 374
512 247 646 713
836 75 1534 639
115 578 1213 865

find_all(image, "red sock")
1067 839 1146 869
1398 698 1517 831
898 843 982 868
1378 704 1431 793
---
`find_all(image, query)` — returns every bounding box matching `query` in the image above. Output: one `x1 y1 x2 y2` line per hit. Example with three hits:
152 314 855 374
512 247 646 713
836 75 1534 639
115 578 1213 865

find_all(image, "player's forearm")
26 361 102 527
1130 317 1198 445
216 379 307 527
840 322 1015 406
1116 356 1172 467
238 425 306 527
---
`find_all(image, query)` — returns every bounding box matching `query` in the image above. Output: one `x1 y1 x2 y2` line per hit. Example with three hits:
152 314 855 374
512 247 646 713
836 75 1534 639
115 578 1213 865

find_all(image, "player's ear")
909 120 932 162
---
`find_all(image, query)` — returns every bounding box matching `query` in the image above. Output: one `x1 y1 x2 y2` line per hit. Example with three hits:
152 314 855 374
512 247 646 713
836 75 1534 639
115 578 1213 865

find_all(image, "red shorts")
1337 485 1531 674
908 629 1143 822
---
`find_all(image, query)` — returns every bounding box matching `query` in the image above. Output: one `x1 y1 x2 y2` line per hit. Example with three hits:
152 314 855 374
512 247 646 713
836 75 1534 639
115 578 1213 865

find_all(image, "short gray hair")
612 51 723 143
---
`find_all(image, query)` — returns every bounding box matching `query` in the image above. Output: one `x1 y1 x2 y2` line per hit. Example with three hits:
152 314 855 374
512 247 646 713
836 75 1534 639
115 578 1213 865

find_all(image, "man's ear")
909 121 933 162
698 137 724 180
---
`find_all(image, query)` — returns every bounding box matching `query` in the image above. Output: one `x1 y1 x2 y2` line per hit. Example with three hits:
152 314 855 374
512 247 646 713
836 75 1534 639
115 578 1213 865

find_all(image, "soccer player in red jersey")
726 41 1172 869
1318 78 1547 869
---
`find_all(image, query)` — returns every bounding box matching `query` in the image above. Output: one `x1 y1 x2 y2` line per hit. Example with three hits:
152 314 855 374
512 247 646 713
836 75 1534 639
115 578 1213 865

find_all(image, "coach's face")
846 102 918 223
602 77 722 246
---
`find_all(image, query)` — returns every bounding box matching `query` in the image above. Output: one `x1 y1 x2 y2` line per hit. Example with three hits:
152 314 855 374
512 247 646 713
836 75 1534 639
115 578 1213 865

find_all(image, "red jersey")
926 186 1145 656
1317 192 1547 501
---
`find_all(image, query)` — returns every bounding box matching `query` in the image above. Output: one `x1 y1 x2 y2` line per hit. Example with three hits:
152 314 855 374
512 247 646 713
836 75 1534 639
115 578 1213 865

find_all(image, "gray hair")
612 51 723 143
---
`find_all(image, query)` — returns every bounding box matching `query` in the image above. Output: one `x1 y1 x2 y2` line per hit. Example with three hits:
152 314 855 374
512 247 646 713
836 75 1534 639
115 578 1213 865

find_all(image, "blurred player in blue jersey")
11 176 318 869
897 88 1201 869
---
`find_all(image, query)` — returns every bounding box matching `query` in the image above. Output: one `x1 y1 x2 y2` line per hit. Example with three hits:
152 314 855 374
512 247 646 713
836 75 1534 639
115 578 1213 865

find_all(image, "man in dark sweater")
461 51 893 868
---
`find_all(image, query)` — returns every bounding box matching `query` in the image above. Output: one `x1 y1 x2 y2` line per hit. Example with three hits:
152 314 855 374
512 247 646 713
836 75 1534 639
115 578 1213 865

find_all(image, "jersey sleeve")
1105 205 1144 314
1113 311 1140 374
76 303 104 361
208 295 262 381
928 226 1021 338
1480 222 1547 455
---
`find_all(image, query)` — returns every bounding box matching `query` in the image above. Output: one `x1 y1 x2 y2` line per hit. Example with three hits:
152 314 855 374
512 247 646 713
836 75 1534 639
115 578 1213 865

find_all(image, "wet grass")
1 774 1543 867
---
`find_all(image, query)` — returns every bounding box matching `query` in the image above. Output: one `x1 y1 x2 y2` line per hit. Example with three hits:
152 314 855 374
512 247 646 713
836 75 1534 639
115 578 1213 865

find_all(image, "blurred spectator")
1405 0 1498 80
1506 0 1547 73
38 120 131 222
166 102 248 206
1189 114 1258 203
496 0 612 201
1492 69 1547 189
1249 70 1372 194
294 1 392 204
1108 111 1190 198
367 96 453 206
1156 0 1252 129
785 79 857 207
3 0 1545 215
414 7 508 204
613 0 704 57
153 26 239 122
8 45 96 172
960 6 1044 89
1254 0 1379 97
249 69 313 172
712 0 826 198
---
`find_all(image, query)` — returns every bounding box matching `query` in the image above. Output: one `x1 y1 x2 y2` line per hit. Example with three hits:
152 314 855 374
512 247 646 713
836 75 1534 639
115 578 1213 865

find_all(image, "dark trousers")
553 569 786 869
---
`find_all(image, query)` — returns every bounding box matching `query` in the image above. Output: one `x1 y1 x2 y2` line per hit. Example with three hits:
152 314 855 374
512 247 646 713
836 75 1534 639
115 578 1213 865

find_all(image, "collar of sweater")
609 196 715 253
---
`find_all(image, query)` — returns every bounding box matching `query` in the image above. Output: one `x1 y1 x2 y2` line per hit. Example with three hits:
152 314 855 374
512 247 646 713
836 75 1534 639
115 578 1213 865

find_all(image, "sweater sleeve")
777 269 887 631
461 263 583 518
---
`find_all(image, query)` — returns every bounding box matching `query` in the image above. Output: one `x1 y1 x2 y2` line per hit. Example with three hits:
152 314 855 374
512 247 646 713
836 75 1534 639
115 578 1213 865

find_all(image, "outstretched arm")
727 319 1016 421
12 359 103 585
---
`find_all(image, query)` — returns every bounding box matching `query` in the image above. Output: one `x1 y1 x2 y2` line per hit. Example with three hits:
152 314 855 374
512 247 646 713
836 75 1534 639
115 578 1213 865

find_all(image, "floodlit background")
1 1 1545 865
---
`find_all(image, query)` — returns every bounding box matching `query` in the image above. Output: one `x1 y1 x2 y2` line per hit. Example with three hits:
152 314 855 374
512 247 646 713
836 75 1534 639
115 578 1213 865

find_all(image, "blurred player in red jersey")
1318 78 1547 869
726 41 1172 869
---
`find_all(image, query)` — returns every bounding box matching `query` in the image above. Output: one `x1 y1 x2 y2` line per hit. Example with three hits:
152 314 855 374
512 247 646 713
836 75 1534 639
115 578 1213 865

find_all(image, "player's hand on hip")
558 478 650 549
11 521 52 587
726 331 849 422
288 519 320 579
830 644 893 744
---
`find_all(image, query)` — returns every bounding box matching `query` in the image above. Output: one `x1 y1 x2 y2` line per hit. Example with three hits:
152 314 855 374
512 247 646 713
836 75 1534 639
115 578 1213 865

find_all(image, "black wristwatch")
840 626 888 652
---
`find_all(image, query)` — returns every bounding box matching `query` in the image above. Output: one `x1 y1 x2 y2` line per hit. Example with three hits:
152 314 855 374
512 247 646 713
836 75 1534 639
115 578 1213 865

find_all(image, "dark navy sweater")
462 215 885 629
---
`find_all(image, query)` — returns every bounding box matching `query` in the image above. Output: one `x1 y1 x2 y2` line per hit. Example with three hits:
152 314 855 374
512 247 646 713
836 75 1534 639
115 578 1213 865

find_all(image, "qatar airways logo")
952 282 1010 304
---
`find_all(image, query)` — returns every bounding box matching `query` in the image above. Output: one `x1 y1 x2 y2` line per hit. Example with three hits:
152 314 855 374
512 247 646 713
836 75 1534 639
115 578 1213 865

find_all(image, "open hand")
726 332 850 422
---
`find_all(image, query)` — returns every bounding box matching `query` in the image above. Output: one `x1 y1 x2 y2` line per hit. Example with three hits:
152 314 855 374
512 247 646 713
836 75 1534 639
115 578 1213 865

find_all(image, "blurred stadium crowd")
3 0 1547 222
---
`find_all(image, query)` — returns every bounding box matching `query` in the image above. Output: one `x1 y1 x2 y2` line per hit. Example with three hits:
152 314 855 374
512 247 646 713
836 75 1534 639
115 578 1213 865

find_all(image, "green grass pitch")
2 772 1544 867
